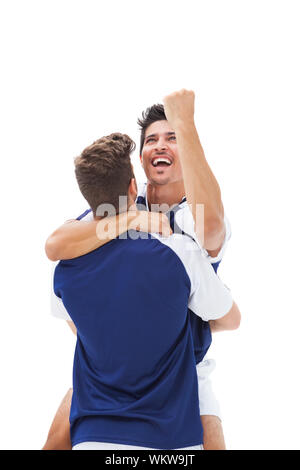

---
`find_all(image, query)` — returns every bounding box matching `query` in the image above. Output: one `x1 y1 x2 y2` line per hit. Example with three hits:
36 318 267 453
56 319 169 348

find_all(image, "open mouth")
151 156 172 167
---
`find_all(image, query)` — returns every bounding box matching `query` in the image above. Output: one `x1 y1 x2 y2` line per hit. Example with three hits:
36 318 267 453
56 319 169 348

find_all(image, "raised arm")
163 90 225 255
45 211 172 261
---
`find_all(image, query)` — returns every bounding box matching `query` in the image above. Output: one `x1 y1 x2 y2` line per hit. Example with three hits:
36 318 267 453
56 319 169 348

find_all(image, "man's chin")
149 176 171 186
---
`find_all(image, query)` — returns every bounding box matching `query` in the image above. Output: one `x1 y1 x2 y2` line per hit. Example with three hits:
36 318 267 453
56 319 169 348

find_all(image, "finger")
160 226 173 237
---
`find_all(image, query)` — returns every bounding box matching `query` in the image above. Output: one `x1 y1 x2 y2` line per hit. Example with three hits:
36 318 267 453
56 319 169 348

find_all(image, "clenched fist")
163 89 195 130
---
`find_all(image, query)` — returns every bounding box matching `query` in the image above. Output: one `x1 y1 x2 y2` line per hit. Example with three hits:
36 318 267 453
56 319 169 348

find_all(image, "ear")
128 178 137 201
139 154 143 166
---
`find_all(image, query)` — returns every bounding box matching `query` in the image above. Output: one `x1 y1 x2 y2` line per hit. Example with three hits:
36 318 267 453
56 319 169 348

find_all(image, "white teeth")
152 158 172 166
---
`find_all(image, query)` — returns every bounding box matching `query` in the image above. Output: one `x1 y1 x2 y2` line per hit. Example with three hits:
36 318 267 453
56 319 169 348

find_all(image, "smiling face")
140 120 183 186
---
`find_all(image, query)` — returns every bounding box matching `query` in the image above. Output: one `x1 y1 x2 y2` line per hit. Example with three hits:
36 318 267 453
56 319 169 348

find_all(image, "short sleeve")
196 359 221 419
50 263 72 321
188 255 233 321
51 288 72 321
203 215 231 264
174 205 231 264
153 234 233 322
48 208 92 321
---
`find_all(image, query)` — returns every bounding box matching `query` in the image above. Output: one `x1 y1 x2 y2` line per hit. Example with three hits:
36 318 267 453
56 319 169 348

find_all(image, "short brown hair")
74 133 135 216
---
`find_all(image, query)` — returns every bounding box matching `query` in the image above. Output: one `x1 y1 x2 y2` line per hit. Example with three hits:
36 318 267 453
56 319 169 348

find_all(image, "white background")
0 0 299 450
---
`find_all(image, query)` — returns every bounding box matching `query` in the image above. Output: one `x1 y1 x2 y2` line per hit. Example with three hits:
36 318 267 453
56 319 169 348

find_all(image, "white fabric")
151 233 233 322
174 201 231 264
51 289 72 321
196 359 221 418
73 442 203 450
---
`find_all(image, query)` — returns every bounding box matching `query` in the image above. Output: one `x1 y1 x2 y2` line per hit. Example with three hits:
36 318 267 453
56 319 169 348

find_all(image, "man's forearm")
42 388 72 450
201 415 226 450
45 212 136 261
45 211 172 261
175 122 225 250
163 90 225 252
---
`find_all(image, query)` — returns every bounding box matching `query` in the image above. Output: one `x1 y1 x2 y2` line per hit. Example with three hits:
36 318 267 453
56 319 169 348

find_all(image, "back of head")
75 133 135 217
137 104 166 155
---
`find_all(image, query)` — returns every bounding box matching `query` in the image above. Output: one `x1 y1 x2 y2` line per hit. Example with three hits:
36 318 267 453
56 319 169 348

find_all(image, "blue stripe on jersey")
136 195 147 211
76 209 92 220
212 261 221 273
54 233 203 449
189 259 221 363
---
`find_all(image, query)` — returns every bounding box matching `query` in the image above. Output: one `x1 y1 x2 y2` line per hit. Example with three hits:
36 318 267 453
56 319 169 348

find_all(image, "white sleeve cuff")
197 359 222 420
203 215 232 264
51 290 72 321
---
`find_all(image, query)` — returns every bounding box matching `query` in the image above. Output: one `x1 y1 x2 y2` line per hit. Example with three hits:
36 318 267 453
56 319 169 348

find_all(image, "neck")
146 181 185 212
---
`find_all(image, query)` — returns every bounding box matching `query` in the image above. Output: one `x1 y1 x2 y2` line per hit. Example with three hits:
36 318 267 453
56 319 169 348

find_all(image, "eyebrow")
145 132 176 140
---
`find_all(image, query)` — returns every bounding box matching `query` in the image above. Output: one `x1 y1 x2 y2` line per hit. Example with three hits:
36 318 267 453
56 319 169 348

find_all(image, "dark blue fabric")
135 195 147 211
212 261 221 273
77 201 220 366
54 233 203 449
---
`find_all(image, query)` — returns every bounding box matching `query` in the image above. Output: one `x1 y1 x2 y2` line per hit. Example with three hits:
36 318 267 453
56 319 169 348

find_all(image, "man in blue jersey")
51 131 240 450
44 90 237 450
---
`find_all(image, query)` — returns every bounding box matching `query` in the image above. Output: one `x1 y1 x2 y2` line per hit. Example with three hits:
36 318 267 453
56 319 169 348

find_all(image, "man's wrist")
173 119 196 134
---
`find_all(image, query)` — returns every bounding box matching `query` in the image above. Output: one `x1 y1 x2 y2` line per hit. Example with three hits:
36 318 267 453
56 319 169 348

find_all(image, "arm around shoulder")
45 219 100 261
45 211 173 261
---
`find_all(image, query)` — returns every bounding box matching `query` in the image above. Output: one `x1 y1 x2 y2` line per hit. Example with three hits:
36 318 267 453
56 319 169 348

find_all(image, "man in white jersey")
44 90 239 450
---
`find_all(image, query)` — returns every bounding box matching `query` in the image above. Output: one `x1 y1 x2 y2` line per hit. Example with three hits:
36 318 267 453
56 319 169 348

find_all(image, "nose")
155 137 167 152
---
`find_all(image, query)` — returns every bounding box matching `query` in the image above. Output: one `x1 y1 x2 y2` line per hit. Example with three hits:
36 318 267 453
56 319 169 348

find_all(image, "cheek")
140 156 147 170
171 145 179 160
141 150 150 167
176 161 183 175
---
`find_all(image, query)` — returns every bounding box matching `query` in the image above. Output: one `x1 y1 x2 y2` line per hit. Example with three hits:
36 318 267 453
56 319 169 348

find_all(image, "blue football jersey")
54 230 232 449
